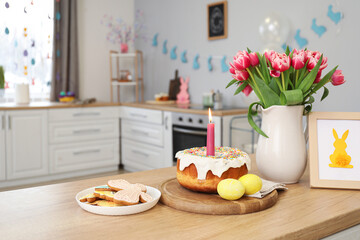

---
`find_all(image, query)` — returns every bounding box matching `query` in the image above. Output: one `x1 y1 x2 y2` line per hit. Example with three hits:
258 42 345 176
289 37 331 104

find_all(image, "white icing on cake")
175 147 251 180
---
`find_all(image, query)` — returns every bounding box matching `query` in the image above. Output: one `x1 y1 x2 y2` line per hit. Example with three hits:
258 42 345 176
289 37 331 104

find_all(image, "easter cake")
175 147 251 193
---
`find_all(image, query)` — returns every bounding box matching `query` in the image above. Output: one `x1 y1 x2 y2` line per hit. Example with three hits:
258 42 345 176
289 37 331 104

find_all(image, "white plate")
75 186 161 216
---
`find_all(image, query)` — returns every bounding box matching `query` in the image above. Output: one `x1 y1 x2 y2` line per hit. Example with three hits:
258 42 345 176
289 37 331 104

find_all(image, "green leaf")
234 81 248 95
247 47 252 53
256 53 270 84
253 74 281 108
298 55 323 92
280 89 303 105
285 46 290 55
269 78 281 95
312 66 338 92
248 102 268 138
304 104 313 115
304 95 315 104
321 87 329 101
226 79 238 89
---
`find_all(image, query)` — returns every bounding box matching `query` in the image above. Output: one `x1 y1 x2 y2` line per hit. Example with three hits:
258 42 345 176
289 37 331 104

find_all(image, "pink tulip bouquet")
226 47 345 137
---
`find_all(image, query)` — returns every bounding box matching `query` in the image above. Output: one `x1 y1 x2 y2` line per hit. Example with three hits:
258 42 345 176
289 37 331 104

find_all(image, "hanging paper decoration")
5 27 9 35
294 29 308 48
24 66 28 76
5 2 9 8
56 49 61 57
24 28 28 37
221 56 229 73
152 33 158 46
31 58 35 65
170 46 177 60
311 18 326 37
56 12 61 21
181 50 187 63
207 56 213 71
193 54 200 70
23 50 28 57
31 40 35 47
56 73 61 81
162 40 168 54
327 5 342 24
14 40 18 47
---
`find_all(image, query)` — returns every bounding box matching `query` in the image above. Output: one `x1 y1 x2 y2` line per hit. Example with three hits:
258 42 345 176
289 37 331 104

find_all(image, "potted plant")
226 47 345 183
0 66 5 97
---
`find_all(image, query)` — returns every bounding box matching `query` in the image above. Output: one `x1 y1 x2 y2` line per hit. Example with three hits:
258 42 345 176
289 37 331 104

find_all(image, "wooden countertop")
0 101 247 116
0 101 120 110
2 156 360 240
121 102 247 116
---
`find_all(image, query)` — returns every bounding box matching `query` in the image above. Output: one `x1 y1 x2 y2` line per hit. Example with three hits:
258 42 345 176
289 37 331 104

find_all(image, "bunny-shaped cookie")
176 77 190 104
329 129 352 168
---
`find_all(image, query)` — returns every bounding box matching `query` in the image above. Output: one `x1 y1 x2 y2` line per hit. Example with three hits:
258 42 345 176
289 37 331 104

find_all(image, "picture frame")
308 112 360 190
207 1 228 40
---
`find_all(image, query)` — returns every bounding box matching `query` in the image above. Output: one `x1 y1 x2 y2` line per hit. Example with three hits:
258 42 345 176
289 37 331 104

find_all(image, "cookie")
88 200 123 207
113 189 153 205
94 190 117 201
94 185 112 191
79 193 98 203
108 179 147 192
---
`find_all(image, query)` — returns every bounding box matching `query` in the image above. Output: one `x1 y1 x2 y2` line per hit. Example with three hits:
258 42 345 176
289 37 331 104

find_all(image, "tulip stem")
246 68 265 104
255 66 266 83
281 72 285 91
295 71 299 89
276 79 283 91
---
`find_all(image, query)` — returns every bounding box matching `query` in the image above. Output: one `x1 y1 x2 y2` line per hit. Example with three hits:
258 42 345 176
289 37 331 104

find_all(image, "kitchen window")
0 0 54 102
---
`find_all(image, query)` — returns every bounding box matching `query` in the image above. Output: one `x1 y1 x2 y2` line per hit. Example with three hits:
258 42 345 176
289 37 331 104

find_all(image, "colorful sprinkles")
182 147 247 160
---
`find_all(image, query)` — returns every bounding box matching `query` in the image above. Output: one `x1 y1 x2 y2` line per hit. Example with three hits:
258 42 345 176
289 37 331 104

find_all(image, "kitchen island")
2 156 360 240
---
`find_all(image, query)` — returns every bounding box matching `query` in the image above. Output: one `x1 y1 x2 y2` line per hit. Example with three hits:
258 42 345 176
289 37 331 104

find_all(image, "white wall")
134 0 360 112
77 0 135 102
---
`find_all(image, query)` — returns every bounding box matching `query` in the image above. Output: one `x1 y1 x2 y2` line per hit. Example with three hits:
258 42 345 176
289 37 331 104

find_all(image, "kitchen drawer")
120 107 162 124
50 139 119 173
122 139 164 170
49 119 119 144
121 120 163 147
49 107 119 122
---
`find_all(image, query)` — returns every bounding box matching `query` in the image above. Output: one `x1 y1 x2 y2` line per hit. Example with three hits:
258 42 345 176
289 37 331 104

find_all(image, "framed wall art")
308 112 360 190
207 1 228 40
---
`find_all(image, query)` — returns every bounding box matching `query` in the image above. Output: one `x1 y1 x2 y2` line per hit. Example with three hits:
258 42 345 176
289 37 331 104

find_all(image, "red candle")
206 108 215 156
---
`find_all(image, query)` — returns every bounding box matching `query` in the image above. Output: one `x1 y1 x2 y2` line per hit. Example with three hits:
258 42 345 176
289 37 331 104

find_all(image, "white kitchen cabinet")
5 110 48 180
0 111 5 181
49 107 120 175
120 107 172 171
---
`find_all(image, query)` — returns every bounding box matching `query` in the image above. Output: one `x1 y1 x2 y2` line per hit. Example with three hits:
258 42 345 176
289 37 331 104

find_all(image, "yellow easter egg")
217 179 245 201
239 174 262 195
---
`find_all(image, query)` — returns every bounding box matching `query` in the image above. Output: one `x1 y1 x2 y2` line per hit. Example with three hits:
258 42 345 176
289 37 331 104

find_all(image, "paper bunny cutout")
176 77 190 104
329 129 353 168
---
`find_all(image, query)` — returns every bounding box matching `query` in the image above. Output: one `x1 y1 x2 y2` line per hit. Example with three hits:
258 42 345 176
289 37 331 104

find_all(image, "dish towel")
246 179 288 199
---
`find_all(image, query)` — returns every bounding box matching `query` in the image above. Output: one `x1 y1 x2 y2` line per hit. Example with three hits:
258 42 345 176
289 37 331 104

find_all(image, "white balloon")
259 12 291 44
260 43 284 54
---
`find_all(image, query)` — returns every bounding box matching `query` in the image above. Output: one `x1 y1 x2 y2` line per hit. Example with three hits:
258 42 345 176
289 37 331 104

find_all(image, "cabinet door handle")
131 128 149 136
73 112 101 117
165 116 168 130
8 116 11 130
132 150 149 157
73 129 101 135
130 113 147 118
73 149 101 155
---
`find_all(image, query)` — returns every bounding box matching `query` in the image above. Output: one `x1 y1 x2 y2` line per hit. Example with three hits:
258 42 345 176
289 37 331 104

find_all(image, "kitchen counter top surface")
121 102 247 116
0 101 247 116
2 155 360 240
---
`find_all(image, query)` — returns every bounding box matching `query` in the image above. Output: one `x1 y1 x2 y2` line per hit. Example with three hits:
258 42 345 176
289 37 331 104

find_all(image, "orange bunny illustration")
329 129 353 168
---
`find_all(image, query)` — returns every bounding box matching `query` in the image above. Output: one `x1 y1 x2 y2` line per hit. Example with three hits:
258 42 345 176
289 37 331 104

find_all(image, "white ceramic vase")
256 105 306 184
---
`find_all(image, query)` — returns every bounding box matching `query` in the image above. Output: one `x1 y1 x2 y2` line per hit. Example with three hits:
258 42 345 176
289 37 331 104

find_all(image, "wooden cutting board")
146 100 176 105
159 178 278 215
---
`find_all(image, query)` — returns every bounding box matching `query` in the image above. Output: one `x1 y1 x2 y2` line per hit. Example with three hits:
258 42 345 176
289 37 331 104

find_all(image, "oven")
172 112 209 163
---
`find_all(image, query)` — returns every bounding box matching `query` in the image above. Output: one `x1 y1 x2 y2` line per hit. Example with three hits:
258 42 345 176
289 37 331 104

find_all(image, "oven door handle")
173 127 207 136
